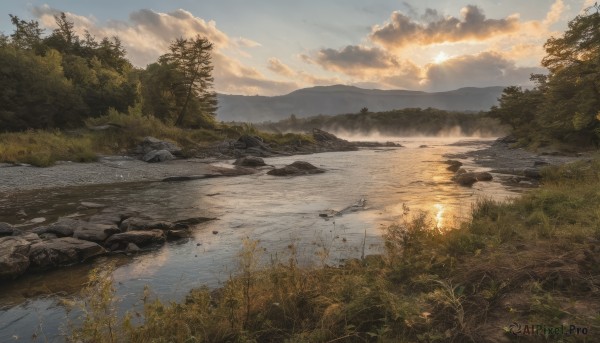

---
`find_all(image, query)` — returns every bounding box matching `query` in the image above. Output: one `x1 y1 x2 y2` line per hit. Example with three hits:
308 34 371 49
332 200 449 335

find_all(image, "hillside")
216 85 505 122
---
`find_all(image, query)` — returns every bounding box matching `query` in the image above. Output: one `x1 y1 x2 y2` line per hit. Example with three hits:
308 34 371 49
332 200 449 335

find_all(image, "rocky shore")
0 129 397 194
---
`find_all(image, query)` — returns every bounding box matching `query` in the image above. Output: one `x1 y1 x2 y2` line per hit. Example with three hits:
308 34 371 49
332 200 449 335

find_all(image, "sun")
433 51 450 64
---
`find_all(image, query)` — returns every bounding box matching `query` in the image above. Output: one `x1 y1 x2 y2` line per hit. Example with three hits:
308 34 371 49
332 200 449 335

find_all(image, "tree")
489 8 600 147
159 35 217 127
360 107 369 114
8 15 44 52
537 8 600 144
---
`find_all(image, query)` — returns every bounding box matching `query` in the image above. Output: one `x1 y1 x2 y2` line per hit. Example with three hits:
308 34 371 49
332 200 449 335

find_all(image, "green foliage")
154 35 218 128
0 130 96 167
492 10 600 148
0 13 139 131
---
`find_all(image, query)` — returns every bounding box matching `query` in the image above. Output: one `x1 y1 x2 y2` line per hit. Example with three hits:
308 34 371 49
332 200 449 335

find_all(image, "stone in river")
0 222 17 237
105 230 166 251
28 237 106 270
267 161 325 177
0 236 32 279
73 223 121 243
120 217 173 231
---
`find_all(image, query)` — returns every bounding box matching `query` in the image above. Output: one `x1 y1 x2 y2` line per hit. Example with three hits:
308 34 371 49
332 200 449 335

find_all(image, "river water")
0 137 525 342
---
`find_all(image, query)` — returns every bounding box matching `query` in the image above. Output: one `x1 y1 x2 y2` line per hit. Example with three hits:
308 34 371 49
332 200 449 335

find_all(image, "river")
0 137 526 342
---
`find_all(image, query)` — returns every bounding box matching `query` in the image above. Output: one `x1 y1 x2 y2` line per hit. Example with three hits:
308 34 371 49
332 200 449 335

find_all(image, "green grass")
0 110 315 166
66 159 600 342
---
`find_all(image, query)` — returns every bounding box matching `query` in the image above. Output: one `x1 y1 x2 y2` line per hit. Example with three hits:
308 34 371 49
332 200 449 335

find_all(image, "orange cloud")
370 5 520 49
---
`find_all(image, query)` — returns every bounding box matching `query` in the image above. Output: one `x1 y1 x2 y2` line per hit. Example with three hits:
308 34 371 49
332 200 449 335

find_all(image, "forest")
0 13 217 131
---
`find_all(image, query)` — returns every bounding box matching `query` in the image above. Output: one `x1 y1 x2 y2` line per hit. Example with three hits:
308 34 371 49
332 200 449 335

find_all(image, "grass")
0 109 315 167
64 159 600 342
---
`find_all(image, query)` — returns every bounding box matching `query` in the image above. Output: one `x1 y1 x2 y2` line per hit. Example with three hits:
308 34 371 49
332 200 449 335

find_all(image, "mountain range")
216 85 505 122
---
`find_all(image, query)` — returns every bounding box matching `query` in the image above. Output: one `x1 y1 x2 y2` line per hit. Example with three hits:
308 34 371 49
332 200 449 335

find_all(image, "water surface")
0 137 524 342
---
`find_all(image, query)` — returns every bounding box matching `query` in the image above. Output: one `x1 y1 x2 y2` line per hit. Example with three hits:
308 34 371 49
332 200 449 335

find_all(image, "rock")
125 243 141 252
534 161 549 167
312 129 338 142
80 202 105 209
167 229 191 239
444 160 463 172
233 156 266 167
456 168 467 175
237 135 267 149
20 233 42 244
419 145 429 148
474 172 493 181
39 233 58 240
245 147 272 157
454 173 477 187
29 217 46 224
0 222 16 237
135 137 182 155
143 149 175 163
73 223 121 243
32 218 80 237
212 231 219 235
524 168 542 179
28 237 106 270
267 161 325 177
105 230 166 250
89 213 123 225
120 217 173 231
0 236 31 279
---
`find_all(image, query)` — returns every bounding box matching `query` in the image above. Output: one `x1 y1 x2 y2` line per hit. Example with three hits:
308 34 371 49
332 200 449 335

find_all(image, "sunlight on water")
0 137 526 342
434 203 445 228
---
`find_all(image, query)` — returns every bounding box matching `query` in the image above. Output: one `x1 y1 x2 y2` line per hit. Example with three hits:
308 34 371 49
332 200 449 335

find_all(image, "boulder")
267 161 325 177
136 136 182 155
237 135 267 149
143 149 175 163
105 230 166 251
0 222 16 237
120 217 173 231
0 236 32 279
445 160 463 172
28 237 106 270
73 223 121 243
233 156 266 167
453 170 493 186
31 218 80 237
167 229 191 239
474 172 493 181
454 174 478 187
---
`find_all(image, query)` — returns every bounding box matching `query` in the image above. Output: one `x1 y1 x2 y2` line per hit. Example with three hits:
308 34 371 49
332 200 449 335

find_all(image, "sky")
0 0 596 95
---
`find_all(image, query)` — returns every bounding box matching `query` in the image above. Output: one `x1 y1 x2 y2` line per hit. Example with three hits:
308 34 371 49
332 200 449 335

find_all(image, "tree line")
0 13 217 132
489 7 600 148
254 108 505 137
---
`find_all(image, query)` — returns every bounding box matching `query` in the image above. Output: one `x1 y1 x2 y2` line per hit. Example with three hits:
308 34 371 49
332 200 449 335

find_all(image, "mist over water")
0 137 522 342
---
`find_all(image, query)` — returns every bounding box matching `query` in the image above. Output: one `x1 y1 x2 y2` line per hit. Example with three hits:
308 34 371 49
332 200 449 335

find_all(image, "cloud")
370 5 520 49
421 52 544 91
235 37 261 48
543 0 565 25
267 58 296 77
303 45 399 75
29 6 297 96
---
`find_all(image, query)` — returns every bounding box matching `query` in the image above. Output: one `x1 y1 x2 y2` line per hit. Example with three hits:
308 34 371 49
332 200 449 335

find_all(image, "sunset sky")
0 0 596 95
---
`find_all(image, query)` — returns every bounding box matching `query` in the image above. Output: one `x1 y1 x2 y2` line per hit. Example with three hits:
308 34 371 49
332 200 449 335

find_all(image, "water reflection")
0 137 525 342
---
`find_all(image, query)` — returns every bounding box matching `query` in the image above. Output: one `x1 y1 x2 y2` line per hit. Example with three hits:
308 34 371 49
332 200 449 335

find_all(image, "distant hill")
216 85 505 122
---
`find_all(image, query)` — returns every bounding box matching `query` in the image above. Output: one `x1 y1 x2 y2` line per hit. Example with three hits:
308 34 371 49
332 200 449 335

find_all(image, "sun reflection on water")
434 203 445 228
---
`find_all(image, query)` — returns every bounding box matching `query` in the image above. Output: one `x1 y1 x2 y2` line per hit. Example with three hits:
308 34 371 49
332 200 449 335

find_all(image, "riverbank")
69 157 600 342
